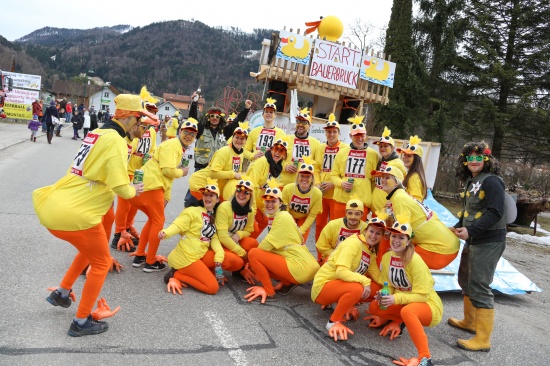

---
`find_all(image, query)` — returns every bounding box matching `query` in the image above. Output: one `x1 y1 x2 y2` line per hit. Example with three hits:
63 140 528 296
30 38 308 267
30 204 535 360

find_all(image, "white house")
156 101 179 120
88 83 120 116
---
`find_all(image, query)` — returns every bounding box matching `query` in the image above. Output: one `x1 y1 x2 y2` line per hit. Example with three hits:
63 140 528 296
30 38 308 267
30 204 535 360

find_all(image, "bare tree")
344 18 374 51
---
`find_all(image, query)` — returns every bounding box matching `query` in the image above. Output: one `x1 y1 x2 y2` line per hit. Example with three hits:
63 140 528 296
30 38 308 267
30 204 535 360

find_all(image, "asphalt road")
0 137 547 366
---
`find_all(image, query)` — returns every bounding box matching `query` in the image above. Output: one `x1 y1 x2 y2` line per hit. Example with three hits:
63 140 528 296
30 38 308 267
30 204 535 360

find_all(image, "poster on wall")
359 55 396 88
276 31 312 65
3 88 40 119
309 39 362 89
3 71 41 91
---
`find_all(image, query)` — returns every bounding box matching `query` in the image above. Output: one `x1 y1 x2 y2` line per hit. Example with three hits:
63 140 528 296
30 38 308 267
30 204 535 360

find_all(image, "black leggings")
46 122 55 135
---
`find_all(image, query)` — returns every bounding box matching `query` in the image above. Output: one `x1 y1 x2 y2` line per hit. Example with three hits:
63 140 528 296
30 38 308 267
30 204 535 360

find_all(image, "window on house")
165 106 170 111
104 92 109 98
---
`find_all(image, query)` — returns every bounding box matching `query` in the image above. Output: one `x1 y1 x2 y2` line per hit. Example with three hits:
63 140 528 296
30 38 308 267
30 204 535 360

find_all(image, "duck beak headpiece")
233 121 250 137
374 126 395 146
323 112 340 130
348 114 366 135
397 135 423 157
264 98 277 110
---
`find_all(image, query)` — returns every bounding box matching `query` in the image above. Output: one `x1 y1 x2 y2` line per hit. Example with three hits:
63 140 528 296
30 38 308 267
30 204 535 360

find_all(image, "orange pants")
333 201 369 221
248 248 297 296
314 280 363 322
315 198 336 242
114 195 139 234
369 300 433 359
128 189 165 265
174 260 219 294
294 217 311 243
49 223 111 319
414 245 458 270
101 204 115 240
201 249 244 271
252 211 268 239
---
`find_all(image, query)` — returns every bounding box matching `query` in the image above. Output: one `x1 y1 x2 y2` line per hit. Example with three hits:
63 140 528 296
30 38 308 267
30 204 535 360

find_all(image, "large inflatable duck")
305 16 344 42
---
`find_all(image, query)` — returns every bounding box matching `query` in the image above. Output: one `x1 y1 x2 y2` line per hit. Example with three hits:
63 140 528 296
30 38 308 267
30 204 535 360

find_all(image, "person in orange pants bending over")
112 93 160 252
315 199 368 263
244 182 320 303
129 119 198 272
34 94 146 337
367 215 442 366
215 179 259 284
314 114 349 242
162 179 233 295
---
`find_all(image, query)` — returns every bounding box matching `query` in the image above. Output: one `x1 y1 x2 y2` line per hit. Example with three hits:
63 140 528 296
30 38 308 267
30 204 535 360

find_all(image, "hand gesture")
245 99 252 109
244 286 269 303
254 151 264 159
91 297 120 320
363 313 386 328
328 322 354 342
360 285 371 300
343 306 359 321
286 164 298 173
158 231 166 240
379 321 403 340
393 357 420 366
167 277 187 295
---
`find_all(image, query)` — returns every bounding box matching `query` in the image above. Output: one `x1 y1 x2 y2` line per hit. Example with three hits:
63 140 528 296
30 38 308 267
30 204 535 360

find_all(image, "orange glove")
244 286 269 304
240 264 257 285
321 304 334 311
363 313 387 328
127 226 140 240
47 287 76 302
393 357 420 366
110 257 124 273
343 306 359 321
155 255 168 264
327 322 355 342
167 278 187 295
91 297 120 320
116 231 135 252
380 321 403 340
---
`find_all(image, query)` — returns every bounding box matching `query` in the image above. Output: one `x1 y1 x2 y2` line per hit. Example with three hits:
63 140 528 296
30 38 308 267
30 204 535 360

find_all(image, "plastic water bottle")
379 282 390 310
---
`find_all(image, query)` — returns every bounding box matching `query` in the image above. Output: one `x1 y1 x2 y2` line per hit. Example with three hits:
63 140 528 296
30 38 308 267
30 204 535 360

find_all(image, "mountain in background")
1 20 274 102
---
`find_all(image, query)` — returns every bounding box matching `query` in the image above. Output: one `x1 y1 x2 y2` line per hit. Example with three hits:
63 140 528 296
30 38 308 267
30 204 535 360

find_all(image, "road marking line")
204 311 247 366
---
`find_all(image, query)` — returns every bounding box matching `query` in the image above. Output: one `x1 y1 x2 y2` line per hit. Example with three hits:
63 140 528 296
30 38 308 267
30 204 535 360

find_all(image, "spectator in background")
71 110 83 140
32 99 41 121
98 110 103 124
65 102 73 127
82 110 91 139
78 102 85 115
43 100 58 144
90 110 99 131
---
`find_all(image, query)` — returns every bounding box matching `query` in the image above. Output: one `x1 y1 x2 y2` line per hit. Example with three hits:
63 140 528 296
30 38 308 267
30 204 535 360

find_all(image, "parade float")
248 17 540 295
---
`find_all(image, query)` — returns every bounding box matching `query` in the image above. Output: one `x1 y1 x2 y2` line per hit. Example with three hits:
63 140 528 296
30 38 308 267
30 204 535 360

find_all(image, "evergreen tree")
374 0 427 139
457 0 550 159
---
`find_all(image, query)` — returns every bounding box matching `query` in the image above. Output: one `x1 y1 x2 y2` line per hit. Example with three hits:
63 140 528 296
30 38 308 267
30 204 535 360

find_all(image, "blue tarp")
425 190 542 294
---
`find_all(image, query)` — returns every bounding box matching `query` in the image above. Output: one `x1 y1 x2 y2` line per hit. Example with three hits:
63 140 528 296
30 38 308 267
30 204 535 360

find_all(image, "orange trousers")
49 223 111 319
314 280 363 322
201 249 244 271
414 245 458 270
174 260 219 295
315 198 336 242
114 195 139 234
101 204 115 240
248 248 297 296
128 189 165 265
369 299 433 359
333 201 369 221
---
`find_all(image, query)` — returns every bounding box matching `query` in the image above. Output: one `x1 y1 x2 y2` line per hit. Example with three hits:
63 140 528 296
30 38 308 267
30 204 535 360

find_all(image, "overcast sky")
2 0 393 46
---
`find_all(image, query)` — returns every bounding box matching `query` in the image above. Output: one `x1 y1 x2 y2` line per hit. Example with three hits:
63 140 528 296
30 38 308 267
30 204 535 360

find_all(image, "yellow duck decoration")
281 36 311 59
363 58 391 81
305 15 344 42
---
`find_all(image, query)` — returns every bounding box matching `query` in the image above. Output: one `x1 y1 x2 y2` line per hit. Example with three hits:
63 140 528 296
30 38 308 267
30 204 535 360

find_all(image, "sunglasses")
296 120 309 125
182 130 197 137
466 155 483 162
209 114 221 119
236 188 251 195
271 146 286 154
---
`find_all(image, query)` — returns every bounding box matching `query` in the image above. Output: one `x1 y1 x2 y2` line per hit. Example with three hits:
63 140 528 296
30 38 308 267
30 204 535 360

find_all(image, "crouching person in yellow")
34 94 146 337
312 214 387 342
215 179 259 284
161 180 228 295
367 215 442 366
244 183 320 303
